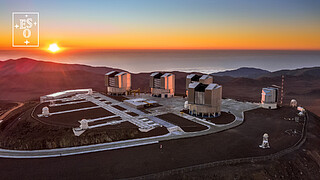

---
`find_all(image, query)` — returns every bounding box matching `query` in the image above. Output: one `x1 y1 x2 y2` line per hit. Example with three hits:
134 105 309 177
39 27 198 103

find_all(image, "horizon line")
1 48 320 51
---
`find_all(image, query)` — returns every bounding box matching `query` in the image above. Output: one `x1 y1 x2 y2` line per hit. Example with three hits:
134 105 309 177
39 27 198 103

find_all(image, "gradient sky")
0 0 320 50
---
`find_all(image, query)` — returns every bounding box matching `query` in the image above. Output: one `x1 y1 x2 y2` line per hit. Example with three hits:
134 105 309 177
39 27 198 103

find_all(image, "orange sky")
1 0 320 50
1 25 319 50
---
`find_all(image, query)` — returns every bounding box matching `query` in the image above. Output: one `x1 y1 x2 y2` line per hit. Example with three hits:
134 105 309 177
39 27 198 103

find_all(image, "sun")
48 43 60 53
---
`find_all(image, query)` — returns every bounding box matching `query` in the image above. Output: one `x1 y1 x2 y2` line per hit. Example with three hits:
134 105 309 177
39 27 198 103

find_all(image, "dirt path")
0 102 24 120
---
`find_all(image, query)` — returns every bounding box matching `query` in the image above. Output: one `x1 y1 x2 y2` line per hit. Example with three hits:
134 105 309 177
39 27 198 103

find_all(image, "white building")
290 99 298 107
105 71 131 95
150 72 175 98
124 98 157 108
187 82 222 117
261 87 278 109
40 89 93 103
186 74 213 96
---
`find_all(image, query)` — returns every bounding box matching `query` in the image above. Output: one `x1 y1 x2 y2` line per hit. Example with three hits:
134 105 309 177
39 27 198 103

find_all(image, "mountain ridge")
211 66 320 79
2 58 320 78
0 57 123 76
0 58 319 116
211 67 270 78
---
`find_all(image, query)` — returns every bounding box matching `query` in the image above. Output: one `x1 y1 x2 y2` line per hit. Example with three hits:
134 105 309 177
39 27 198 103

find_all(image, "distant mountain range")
0 58 121 76
211 67 270 78
0 58 319 116
211 67 320 79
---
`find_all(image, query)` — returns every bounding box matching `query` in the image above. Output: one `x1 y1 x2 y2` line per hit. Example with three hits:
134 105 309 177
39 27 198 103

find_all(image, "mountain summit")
211 67 270 78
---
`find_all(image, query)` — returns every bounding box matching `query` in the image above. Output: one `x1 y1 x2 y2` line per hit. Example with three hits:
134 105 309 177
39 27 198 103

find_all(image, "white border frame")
12 12 39 47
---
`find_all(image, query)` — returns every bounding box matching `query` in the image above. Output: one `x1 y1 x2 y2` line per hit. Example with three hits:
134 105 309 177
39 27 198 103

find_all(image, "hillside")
211 67 270 78
260 67 320 78
0 58 319 116
0 57 121 76
211 66 320 79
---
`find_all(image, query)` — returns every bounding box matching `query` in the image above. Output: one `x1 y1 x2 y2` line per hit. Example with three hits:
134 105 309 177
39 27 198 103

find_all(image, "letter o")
23 29 31 38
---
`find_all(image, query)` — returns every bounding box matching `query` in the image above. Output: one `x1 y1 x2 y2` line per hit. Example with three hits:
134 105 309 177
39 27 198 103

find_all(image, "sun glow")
48 43 60 53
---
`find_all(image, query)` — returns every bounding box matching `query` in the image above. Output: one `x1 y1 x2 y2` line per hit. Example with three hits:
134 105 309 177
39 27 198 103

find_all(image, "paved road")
0 97 259 158
0 102 24 120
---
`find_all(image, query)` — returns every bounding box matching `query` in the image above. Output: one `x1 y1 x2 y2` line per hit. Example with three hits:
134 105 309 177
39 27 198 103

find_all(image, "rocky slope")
0 58 319 116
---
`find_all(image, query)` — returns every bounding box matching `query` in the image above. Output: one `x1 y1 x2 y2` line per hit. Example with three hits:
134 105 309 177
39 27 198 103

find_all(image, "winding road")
0 98 259 158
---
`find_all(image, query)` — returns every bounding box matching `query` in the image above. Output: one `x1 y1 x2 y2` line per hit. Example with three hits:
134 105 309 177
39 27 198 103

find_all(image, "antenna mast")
280 75 284 106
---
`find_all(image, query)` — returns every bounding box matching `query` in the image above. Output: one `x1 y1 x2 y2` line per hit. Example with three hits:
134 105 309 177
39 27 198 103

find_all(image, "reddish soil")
156 113 208 132
112 105 126 111
126 112 139 117
0 59 319 117
0 101 18 117
214 75 320 117
135 126 169 138
33 104 115 127
206 112 235 124
170 112 320 179
106 95 128 102
0 105 310 179
0 105 169 150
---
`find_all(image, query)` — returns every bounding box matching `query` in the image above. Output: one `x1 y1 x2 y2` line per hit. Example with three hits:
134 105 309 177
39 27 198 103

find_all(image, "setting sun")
48 43 60 53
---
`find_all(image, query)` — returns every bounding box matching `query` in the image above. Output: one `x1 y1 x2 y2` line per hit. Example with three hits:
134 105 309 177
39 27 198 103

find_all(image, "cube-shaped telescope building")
261 87 278 109
150 72 175 98
105 71 131 95
186 74 213 96
187 82 222 117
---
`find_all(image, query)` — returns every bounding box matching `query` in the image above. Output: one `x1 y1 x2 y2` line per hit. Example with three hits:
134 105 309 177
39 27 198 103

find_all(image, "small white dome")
290 99 297 107
42 106 50 117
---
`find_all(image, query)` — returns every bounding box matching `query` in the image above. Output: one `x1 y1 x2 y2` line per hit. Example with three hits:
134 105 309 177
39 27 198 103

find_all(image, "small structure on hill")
186 74 213 96
79 119 89 130
88 89 93 95
42 107 50 117
259 133 270 149
150 72 175 98
290 99 297 107
261 87 278 109
187 82 222 117
124 98 157 109
40 89 93 103
105 71 131 96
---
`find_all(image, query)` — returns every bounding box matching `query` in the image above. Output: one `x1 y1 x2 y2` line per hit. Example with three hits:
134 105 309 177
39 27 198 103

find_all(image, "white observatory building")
259 133 270 149
186 74 213 96
187 82 222 117
261 87 278 109
150 72 175 98
105 71 131 95
290 99 298 107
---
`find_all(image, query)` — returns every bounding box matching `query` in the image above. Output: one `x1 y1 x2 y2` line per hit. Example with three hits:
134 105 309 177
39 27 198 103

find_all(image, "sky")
0 0 320 50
